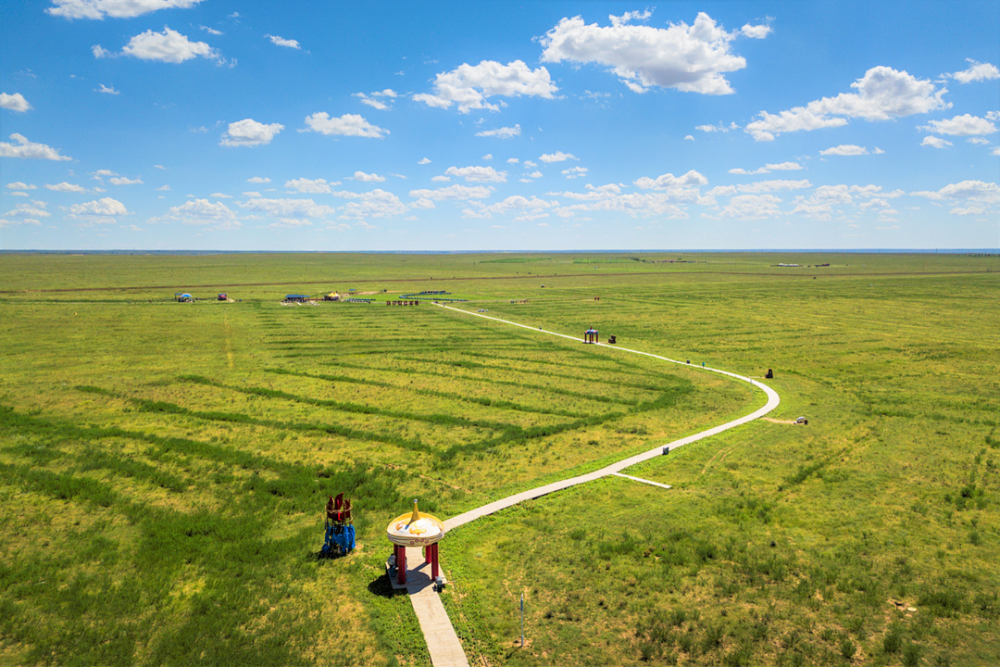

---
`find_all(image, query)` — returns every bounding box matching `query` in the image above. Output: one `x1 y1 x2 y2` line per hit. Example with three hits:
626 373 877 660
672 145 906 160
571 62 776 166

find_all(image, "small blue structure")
284 294 310 303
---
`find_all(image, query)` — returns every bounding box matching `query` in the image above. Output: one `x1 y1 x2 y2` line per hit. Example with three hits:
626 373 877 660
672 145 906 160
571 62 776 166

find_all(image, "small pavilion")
584 328 599 344
386 500 446 585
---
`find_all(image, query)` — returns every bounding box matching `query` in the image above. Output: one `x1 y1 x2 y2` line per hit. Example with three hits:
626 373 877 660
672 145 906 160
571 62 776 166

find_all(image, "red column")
396 545 407 585
425 546 431 564
431 543 439 580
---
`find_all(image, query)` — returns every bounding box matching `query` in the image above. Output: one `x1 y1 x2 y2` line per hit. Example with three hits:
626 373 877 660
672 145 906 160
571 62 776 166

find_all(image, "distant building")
284 294 310 303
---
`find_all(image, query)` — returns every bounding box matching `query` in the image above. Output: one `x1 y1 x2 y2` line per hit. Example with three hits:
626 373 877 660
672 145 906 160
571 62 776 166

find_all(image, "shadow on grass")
368 573 408 599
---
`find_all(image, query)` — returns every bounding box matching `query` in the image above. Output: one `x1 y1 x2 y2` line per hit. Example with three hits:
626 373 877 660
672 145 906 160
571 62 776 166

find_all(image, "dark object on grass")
608 335 616 344
796 416 808 425
765 368 774 379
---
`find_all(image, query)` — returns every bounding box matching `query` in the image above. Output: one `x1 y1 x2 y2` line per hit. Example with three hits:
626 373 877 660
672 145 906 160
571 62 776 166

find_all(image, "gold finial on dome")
409 499 420 524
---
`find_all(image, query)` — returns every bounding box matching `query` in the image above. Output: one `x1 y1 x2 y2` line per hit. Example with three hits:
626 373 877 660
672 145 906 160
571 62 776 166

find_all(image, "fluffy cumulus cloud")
45 182 86 192
220 118 284 147
476 124 521 139
745 66 949 141
719 194 783 219
238 197 336 219
6 182 36 190
69 197 127 216
413 60 557 113
352 171 385 182
562 166 588 179
634 170 708 190
417 158 431 165
539 151 578 163
94 27 224 64
154 198 239 228
464 195 560 220
353 89 397 110
96 84 119 95
47 0 204 19
919 114 997 136
3 201 51 219
408 184 494 201
0 133 72 161
284 178 340 193
921 136 952 149
786 184 903 220
696 121 740 132
949 59 1000 84
911 180 999 203
547 182 696 218
444 166 506 183
303 113 387 138
736 179 811 193
540 12 765 95
336 189 406 220
0 93 31 112
265 35 300 49
109 176 142 185
247 176 270 183
729 161 803 175
819 144 876 156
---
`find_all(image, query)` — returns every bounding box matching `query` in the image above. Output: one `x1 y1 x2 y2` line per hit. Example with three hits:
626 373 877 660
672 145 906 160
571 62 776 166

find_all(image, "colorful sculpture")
321 493 355 558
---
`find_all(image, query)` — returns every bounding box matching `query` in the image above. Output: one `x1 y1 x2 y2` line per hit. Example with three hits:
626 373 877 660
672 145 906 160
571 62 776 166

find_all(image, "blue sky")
1 0 998 250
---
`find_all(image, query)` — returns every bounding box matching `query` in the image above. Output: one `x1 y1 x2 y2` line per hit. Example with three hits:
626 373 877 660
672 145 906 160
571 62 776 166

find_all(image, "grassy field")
0 251 997 666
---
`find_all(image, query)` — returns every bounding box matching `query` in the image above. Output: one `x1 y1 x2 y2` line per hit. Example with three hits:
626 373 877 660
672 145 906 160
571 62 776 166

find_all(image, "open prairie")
0 252 997 666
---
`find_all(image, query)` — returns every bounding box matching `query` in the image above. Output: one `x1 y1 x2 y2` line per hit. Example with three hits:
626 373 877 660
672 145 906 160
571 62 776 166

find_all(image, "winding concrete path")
401 303 780 666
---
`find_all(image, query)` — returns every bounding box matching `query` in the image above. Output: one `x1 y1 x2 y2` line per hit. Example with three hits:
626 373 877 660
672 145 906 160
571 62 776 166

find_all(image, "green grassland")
0 252 997 666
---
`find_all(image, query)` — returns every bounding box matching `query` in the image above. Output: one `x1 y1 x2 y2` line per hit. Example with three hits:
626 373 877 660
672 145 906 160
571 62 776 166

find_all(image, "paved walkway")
400 304 781 665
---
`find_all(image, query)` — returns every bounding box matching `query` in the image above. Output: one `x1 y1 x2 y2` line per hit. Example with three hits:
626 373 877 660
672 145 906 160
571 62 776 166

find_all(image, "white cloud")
0 217 41 227
69 197 127 216
3 202 51 218
353 171 385 182
476 125 521 139
0 133 72 161
728 161 803 175
740 23 772 39
354 89 397 110
736 179 811 193
921 136 952 149
634 170 708 190
431 175 450 182
413 60 557 113
243 191 260 197
336 189 407 220
506 158 519 164
695 121 739 132
745 66 949 141
684 135 694 141
527 171 543 178
44 182 86 192
109 176 142 185
220 118 284 147
156 185 170 191
152 198 238 228
302 113 387 138
6 182 36 190
247 176 271 183
285 178 339 193
47 0 204 19
265 35 300 49
209 192 232 199
919 114 997 136
719 194 782 219
96 83 119 95
967 137 990 145
417 157 431 165
540 12 760 95
524 161 537 167
949 59 1000 84
154 164 165 169
238 197 337 219
950 206 986 216
820 144 870 156
539 151 578 163
200 25 222 36
562 166 588 179
0 93 31 112
911 180 999 203
444 166 506 183
609 10 651 27
92 169 116 179
547 182 693 218
408 184 494 200
95 27 224 64
482 154 493 161
7 192 29 197
269 218 312 228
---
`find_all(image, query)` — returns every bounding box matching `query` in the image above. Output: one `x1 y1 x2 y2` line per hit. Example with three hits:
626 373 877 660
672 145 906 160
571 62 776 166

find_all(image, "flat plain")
0 252 997 666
